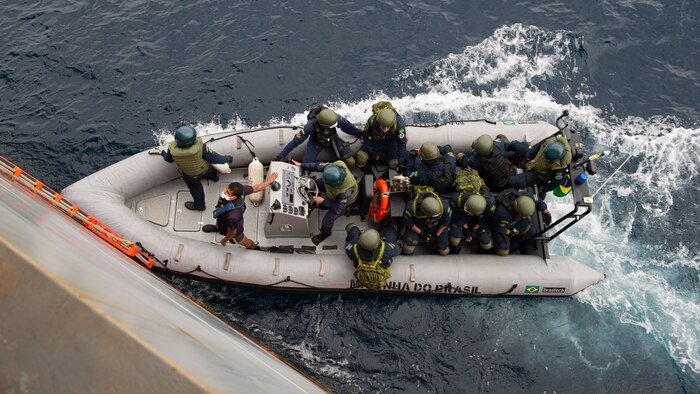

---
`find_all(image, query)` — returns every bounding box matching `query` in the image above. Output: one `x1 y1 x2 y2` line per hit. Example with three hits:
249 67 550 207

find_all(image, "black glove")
542 211 552 226
226 155 233 164
422 232 435 244
272 155 282 162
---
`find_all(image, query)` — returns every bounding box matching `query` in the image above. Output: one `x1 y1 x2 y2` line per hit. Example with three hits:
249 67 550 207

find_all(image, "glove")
456 152 465 162
345 223 358 232
422 233 435 244
542 211 552 226
226 155 233 164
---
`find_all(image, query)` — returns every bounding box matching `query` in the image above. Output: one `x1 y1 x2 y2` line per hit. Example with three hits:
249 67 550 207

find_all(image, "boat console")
264 161 313 238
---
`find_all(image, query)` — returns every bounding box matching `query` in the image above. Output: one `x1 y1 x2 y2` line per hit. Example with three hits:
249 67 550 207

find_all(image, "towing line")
0 156 154 269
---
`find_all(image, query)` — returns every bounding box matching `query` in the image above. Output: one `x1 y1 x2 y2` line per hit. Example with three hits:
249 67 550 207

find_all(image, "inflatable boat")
62 119 604 296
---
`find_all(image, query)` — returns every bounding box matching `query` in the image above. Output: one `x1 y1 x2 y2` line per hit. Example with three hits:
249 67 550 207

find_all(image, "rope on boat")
0 156 157 269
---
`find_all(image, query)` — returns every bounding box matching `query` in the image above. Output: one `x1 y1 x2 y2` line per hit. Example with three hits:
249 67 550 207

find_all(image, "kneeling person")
449 193 496 254
213 173 278 248
345 224 401 291
490 190 551 256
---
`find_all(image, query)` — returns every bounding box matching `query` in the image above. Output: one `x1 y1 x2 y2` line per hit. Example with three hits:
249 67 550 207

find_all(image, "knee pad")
402 245 416 255
344 156 356 168
449 236 462 247
388 159 399 169
438 247 450 256
495 248 509 256
356 150 369 167
480 241 494 250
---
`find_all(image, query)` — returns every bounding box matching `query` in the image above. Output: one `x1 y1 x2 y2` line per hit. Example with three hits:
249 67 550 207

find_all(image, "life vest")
212 197 245 219
495 188 534 231
474 150 510 188
353 241 392 291
411 186 444 227
422 156 454 193
168 138 208 178
307 106 338 144
324 161 359 205
525 135 572 173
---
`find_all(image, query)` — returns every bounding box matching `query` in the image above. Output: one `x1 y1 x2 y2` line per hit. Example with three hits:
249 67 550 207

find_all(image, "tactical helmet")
377 109 396 129
544 141 566 161
322 165 345 187
358 229 381 251
473 134 494 156
317 109 338 128
420 196 442 217
464 194 487 216
175 125 197 148
419 142 440 161
513 195 536 217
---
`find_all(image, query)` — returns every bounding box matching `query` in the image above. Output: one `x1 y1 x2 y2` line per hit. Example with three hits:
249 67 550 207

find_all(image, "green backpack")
454 167 486 194
371 100 396 115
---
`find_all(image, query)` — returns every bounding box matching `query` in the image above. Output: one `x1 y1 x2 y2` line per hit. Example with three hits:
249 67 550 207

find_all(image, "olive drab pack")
371 101 396 115
352 242 391 291
454 167 486 194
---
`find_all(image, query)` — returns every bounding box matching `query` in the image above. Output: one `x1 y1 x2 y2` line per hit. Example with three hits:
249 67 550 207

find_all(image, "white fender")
248 157 264 206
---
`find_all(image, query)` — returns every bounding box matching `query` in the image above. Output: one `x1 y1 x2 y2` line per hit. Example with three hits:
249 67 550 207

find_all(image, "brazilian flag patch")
525 285 540 294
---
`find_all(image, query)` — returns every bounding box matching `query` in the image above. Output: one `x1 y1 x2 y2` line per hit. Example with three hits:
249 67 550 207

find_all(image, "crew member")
457 134 528 192
508 134 572 193
274 107 360 167
402 193 452 256
406 142 456 193
490 190 552 256
449 193 496 254
345 224 401 290
162 125 232 211
355 101 408 172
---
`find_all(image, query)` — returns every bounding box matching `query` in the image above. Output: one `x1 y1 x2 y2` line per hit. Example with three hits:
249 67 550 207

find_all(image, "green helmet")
358 229 381 251
175 125 197 148
322 165 345 187
464 194 487 216
513 195 536 217
317 109 338 128
377 109 396 129
420 196 442 217
419 142 440 161
473 134 494 156
544 141 565 161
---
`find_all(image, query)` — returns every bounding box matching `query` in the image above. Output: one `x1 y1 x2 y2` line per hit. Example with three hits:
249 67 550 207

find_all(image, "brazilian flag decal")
502 121 517 125
525 285 540 294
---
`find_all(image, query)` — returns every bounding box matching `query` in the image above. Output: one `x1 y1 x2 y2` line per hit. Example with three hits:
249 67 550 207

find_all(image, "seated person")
355 101 408 172
406 142 456 193
489 190 552 256
345 224 401 290
292 159 358 245
456 134 528 192
274 107 360 168
402 192 452 256
449 193 497 254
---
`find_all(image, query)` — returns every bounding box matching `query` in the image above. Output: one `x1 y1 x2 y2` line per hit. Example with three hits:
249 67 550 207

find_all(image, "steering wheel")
297 176 319 203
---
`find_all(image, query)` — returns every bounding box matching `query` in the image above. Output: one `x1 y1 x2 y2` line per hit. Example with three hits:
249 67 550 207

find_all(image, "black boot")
185 201 206 211
311 232 331 245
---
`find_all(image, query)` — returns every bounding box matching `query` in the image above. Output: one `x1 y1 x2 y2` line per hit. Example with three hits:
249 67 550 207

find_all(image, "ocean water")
1 0 698 392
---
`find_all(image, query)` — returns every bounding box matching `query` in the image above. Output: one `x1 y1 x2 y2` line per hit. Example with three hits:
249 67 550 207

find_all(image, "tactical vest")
169 138 208 178
526 135 572 173
423 156 454 193
495 188 534 230
324 161 359 205
475 150 510 188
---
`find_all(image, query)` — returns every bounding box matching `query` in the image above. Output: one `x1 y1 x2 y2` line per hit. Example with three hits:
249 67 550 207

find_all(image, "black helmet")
317 109 338 128
175 125 197 148
473 135 493 156
513 195 536 217
358 229 381 251
544 141 565 161
464 194 487 216
419 143 440 161
322 165 345 187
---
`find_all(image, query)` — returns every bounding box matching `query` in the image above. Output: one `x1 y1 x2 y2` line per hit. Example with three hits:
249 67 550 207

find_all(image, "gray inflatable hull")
63 121 604 296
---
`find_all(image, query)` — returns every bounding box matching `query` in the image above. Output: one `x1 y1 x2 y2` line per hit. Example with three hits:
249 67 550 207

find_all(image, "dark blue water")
2 1 698 392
